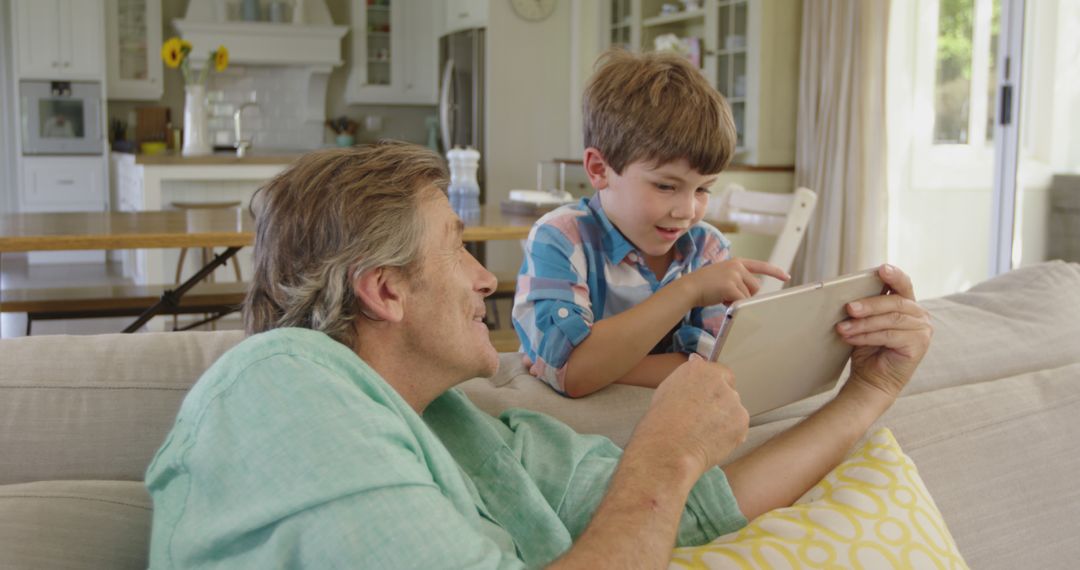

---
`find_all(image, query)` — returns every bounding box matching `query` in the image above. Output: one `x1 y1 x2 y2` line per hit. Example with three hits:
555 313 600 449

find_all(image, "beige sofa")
2 261 1078 569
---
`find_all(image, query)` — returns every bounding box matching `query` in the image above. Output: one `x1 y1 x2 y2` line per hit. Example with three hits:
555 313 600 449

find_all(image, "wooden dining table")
0 204 737 254
0 204 539 253
0 205 540 333
1 204 737 334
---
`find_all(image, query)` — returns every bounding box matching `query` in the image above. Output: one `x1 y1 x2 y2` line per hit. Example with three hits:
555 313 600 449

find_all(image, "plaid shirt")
512 195 732 394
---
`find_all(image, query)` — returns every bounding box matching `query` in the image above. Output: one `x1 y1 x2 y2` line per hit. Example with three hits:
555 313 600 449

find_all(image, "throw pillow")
670 428 969 569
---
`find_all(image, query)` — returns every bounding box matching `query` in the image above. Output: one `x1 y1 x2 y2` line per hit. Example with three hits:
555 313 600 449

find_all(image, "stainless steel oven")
19 80 103 155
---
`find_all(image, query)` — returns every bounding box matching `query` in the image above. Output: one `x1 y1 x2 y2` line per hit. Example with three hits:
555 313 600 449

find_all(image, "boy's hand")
686 258 790 307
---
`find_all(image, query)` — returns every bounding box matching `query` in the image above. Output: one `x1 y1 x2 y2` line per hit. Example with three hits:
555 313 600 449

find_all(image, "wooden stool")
171 201 244 284
171 201 244 329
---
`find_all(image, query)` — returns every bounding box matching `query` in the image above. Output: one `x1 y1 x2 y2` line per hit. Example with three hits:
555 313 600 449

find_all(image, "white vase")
182 84 212 157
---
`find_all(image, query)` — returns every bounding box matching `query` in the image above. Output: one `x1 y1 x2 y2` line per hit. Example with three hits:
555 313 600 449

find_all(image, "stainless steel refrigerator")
439 28 485 199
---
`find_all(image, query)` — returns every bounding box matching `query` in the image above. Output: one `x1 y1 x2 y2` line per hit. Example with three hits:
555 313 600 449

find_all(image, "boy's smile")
588 153 718 275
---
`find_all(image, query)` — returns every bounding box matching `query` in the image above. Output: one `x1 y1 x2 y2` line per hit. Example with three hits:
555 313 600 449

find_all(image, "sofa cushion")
0 331 243 485
669 428 969 569
733 362 1080 570
0 480 150 570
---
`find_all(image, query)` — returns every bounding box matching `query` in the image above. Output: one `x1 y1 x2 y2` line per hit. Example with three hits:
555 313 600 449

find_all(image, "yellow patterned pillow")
670 428 969 569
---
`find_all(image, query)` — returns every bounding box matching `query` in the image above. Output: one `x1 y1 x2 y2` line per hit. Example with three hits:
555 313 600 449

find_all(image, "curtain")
793 0 891 283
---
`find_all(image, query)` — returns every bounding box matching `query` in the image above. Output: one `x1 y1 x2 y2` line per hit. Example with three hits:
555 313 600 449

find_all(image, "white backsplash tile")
206 66 323 151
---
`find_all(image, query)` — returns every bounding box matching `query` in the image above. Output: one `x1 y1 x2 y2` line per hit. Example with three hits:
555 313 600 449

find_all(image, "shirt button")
557 308 570 318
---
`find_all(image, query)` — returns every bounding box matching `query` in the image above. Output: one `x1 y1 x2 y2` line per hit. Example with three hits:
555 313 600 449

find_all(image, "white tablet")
707 268 886 416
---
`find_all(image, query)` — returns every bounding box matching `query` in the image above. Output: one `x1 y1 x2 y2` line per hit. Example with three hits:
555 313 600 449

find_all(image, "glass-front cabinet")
600 0 799 165
363 1 393 87
608 0 638 50
106 0 163 100
345 0 438 105
714 0 748 148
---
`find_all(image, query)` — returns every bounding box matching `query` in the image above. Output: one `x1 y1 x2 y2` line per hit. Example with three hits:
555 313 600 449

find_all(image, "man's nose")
475 264 497 298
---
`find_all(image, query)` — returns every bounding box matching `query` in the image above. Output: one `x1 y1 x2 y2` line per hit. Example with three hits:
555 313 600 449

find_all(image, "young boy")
512 49 789 397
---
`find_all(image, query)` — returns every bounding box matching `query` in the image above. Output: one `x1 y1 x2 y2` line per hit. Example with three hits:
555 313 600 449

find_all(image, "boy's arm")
560 256 787 397
609 353 689 389
562 278 697 396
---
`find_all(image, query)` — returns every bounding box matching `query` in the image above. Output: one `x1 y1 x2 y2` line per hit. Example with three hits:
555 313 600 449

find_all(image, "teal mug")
335 134 355 147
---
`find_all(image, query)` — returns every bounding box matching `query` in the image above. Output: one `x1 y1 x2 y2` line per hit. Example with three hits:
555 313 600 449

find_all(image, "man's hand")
836 264 933 406
685 258 791 308
632 355 749 474
551 356 748 569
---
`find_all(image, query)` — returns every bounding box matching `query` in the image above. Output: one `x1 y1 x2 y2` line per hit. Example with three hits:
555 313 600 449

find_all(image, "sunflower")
161 37 184 68
213 46 229 73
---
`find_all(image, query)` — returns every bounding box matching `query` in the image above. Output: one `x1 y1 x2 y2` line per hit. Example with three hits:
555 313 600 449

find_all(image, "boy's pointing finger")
739 259 791 282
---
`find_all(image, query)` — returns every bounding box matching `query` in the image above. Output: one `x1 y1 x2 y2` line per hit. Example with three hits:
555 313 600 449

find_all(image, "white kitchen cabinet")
13 0 106 81
21 156 108 263
444 0 487 35
106 0 163 100
598 0 799 165
345 0 439 105
20 156 107 212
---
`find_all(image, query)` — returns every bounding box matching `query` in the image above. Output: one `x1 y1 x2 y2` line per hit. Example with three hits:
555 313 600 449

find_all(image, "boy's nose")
671 194 696 219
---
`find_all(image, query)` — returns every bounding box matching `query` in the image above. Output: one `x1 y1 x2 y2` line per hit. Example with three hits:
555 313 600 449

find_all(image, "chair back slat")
708 184 818 294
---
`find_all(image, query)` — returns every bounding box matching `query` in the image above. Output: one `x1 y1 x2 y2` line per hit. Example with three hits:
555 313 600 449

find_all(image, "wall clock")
510 0 557 22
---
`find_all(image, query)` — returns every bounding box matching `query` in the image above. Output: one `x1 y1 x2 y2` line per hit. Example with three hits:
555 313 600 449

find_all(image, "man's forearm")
549 439 702 569
722 381 893 520
563 280 696 396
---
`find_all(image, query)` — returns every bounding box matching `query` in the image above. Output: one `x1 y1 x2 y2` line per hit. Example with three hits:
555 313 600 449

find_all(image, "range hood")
174 0 347 71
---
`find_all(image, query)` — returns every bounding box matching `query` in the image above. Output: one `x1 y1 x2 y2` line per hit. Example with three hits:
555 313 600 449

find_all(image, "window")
932 0 1000 145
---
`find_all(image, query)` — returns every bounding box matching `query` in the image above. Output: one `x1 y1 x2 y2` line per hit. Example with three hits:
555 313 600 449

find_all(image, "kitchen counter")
112 151 295 286
133 151 306 166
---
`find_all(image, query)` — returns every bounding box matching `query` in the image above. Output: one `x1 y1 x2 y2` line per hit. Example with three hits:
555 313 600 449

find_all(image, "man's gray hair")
244 141 448 348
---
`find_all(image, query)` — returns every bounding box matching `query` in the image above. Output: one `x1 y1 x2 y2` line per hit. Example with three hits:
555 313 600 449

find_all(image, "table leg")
122 246 243 333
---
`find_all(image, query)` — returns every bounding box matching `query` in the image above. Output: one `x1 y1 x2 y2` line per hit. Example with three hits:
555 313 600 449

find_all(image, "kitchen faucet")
233 102 260 157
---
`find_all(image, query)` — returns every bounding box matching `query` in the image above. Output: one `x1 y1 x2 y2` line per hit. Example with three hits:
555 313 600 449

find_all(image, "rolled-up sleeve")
495 407 748 546
512 221 595 394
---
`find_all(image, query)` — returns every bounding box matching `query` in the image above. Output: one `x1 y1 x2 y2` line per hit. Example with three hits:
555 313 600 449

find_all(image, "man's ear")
352 266 407 323
583 147 611 190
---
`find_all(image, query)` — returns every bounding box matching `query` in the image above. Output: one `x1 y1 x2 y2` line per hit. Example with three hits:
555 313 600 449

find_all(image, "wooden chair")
709 185 818 294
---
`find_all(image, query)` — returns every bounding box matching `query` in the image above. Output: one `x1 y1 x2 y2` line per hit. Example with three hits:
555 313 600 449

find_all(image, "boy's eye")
696 187 712 194
655 183 676 191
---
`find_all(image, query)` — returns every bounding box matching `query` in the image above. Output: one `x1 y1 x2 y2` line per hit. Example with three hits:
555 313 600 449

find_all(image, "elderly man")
146 142 931 569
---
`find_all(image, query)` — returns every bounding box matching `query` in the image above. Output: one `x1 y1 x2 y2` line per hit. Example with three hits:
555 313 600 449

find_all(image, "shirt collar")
586 194 636 263
586 194 701 268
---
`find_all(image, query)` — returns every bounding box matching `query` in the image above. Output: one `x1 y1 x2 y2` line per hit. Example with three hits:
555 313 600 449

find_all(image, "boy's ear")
352 266 407 324
583 147 611 190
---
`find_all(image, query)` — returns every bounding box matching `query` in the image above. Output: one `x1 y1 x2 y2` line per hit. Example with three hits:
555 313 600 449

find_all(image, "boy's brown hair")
583 49 736 175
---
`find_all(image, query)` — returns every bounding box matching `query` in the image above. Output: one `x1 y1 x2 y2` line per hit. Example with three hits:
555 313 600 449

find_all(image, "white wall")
484 0 575 273
0 0 16 214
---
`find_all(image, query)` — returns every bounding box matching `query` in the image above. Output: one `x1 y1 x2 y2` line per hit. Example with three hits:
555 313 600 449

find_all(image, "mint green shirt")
146 328 746 569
